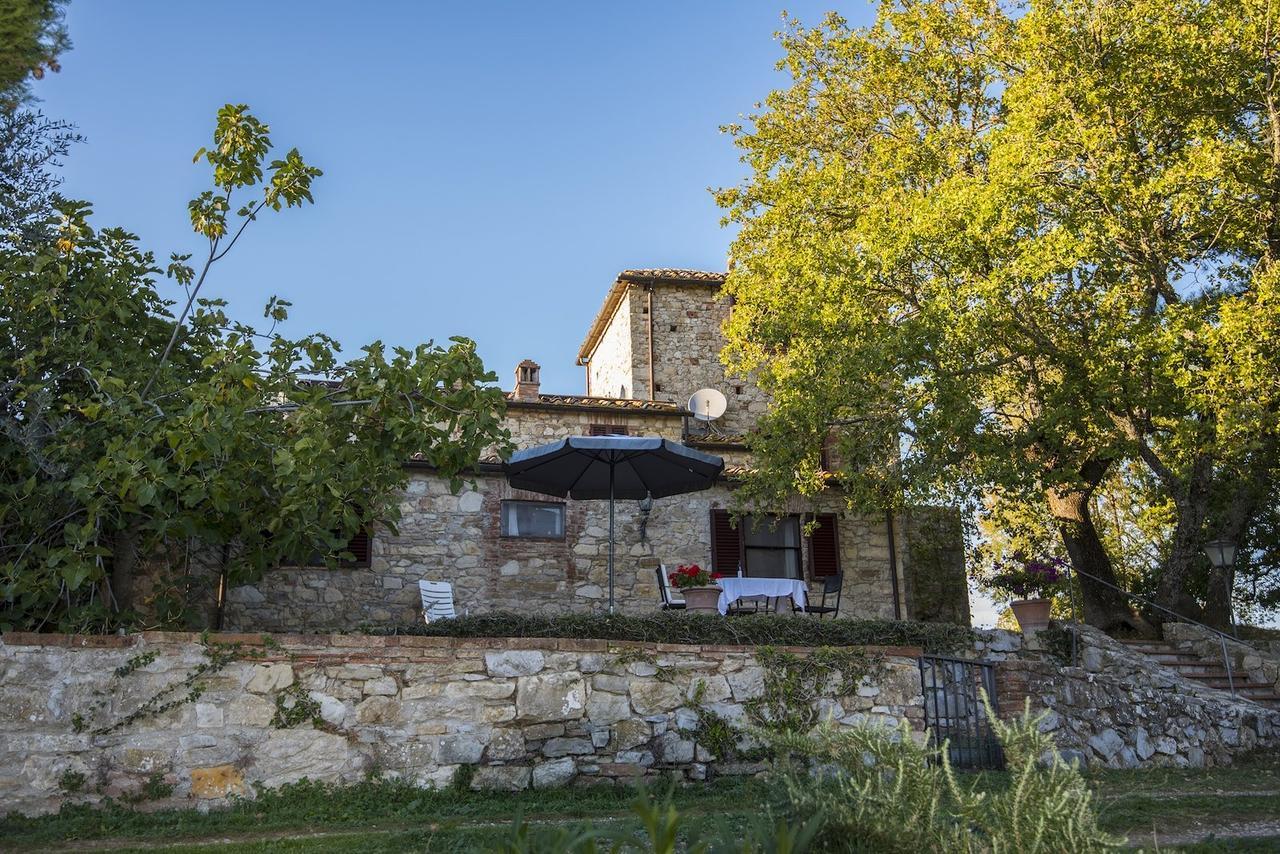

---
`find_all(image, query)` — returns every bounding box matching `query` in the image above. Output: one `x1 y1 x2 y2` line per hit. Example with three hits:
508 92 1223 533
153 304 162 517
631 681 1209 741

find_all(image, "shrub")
366 611 973 653
763 698 1118 853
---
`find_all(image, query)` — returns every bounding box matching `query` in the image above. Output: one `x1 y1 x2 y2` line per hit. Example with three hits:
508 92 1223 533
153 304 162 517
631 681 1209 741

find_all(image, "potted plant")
668 564 724 613
990 554 1068 633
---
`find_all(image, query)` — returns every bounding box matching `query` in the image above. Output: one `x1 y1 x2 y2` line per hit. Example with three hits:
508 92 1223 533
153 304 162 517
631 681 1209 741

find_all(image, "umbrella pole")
608 465 615 615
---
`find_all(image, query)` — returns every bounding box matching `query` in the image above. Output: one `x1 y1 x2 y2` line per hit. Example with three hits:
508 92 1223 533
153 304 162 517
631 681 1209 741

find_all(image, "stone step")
1147 655 1205 667
1173 666 1234 679
1114 636 1280 708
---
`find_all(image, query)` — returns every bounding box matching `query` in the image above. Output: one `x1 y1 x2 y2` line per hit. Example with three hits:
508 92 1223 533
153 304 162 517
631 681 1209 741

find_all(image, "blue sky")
35 1 869 396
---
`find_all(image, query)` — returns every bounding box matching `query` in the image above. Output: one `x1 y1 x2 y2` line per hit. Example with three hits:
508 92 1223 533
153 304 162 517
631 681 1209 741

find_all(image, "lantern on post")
1203 539 1238 570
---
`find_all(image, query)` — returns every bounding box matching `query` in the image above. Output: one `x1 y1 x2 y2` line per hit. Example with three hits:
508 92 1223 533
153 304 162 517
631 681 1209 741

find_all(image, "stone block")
486 730 526 761
543 737 594 757
616 750 655 766
630 680 682 716
363 677 398 696
227 695 276 727
726 667 765 701
516 673 586 722
523 722 566 740
586 691 631 725
190 764 246 799
592 674 630 694
446 680 515 701
1086 728 1123 760
655 732 695 764
687 675 731 704
311 692 348 727
614 719 651 750
437 734 484 765
121 747 170 773
1133 727 1155 760
254 730 363 789
471 765 532 791
533 757 577 789
246 663 294 694
487 651 546 678
195 703 223 729
355 695 401 725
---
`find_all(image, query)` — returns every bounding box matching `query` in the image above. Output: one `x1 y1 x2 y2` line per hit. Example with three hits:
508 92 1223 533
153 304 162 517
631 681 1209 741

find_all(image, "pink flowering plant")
988 554 1069 600
668 563 724 590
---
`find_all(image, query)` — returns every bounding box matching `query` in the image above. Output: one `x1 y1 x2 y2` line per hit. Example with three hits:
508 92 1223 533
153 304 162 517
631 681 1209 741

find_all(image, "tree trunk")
110 524 142 616
1046 484 1148 633
1153 456 1213 623
1204 478 1257 630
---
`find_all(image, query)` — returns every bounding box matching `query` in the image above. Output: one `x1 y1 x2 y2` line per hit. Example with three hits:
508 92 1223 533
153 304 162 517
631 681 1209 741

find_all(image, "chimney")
513 359 541 401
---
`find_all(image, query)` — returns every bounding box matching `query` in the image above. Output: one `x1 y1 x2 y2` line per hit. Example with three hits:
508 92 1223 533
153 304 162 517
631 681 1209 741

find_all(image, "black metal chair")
726 595 763 616
795 574 842 618
655 565 685 610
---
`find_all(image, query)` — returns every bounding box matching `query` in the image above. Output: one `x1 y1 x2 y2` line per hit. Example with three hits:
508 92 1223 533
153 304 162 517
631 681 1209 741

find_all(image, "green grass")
0 777 761 851
5 763 1279 852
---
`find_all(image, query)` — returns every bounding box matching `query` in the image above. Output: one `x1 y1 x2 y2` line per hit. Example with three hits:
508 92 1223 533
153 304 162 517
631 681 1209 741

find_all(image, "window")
299 528 372 568
589 424 630 436
501 500 565 539
708 510 802 579
742 515 802 579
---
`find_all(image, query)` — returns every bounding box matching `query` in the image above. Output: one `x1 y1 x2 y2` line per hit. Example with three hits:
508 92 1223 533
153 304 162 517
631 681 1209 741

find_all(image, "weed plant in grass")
364 611 974 653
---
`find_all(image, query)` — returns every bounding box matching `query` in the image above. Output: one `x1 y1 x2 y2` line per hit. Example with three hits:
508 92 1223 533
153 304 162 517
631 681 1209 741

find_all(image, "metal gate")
918 655 1003 770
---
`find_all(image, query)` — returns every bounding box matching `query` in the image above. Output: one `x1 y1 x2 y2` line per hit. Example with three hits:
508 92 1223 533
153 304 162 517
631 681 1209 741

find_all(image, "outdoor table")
717 577 807 615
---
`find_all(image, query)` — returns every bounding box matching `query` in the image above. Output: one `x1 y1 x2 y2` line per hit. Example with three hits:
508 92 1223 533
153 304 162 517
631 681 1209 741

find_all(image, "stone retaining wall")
996 626 1280 768
0 631 923 816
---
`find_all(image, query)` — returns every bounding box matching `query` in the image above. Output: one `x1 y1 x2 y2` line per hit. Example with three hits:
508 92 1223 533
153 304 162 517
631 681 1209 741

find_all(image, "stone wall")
645 283 767 437
996 626 1280 768
581 281 767 436
585 292 633 400
225 472 913 632
0 631 924 817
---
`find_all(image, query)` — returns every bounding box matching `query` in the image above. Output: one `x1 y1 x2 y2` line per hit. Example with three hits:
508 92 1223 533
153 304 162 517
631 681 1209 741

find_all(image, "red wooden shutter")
809 513 840 578
709 509 741 575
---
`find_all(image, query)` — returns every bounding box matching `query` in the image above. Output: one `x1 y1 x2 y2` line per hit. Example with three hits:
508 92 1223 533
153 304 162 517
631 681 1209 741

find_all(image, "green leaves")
193 104 271 190
1 104 509 633
718 0 1280 617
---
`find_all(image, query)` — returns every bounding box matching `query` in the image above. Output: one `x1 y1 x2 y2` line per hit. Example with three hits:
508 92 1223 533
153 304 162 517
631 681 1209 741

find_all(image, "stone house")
226 269 970 631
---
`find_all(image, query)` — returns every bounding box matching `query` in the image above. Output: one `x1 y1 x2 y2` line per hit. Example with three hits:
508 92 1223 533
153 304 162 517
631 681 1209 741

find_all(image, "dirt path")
1125 819 1280 848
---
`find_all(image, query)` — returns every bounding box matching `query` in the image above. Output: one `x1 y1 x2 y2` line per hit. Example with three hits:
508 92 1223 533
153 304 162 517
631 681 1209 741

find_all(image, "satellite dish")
687 388 728 422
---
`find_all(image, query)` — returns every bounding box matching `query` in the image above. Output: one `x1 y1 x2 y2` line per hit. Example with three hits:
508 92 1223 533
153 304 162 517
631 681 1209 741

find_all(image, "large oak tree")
718 0 1280 630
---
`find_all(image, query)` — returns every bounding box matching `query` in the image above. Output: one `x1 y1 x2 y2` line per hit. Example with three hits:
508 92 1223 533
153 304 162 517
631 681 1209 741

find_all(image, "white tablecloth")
717 577 807 615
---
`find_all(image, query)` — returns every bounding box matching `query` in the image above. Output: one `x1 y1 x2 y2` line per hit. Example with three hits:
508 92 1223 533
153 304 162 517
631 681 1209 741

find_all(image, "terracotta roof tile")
617 269 727 284
504 392 684 413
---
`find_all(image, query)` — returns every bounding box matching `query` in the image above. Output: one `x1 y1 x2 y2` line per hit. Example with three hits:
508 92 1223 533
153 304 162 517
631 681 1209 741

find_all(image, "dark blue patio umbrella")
504 436 724 613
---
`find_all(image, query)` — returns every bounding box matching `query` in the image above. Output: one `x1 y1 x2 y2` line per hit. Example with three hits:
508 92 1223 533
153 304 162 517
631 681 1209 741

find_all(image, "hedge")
365 612 974 653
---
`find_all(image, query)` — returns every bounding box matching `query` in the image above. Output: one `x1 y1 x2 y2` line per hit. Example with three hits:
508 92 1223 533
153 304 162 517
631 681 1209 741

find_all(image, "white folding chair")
656 564 686 610
418 579 457 622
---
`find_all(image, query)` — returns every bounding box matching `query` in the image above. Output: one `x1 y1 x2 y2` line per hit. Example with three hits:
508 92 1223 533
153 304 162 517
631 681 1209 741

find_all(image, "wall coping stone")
0 630 923 660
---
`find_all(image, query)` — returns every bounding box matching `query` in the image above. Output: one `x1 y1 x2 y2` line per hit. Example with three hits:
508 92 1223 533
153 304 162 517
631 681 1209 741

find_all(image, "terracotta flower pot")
680 586 722 613
1010 598 1053 633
